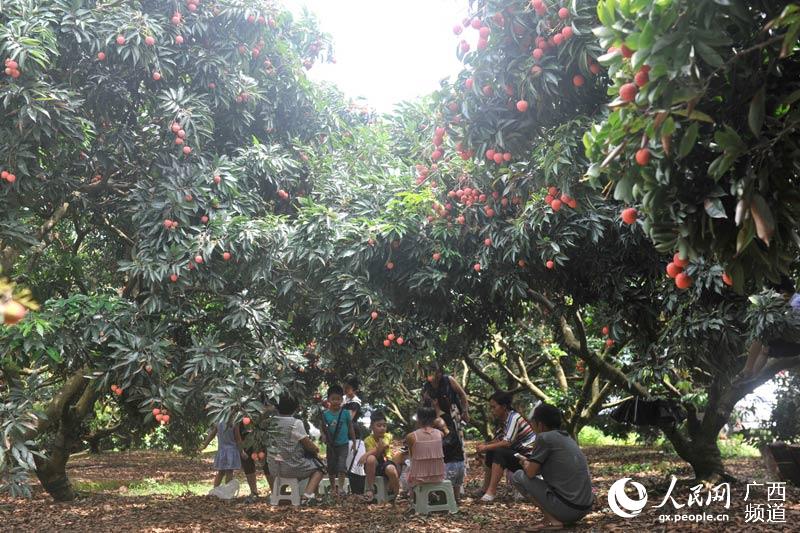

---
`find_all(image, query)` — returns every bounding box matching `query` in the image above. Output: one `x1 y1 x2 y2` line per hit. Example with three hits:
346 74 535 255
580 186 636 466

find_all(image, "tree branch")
602 395 633 409
583 381 613 420
22 367 89 441
496 359 551 403
37 202 70 241
387 399 408 427
550 355 569 393
463 352 502 391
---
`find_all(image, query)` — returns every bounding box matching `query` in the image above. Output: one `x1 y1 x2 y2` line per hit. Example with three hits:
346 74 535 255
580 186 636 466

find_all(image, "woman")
474 390 535 502
420 361 470 424
266 394 325 504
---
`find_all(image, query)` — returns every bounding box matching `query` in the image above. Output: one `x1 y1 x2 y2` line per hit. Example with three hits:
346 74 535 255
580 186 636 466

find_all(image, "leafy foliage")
585 1 800 285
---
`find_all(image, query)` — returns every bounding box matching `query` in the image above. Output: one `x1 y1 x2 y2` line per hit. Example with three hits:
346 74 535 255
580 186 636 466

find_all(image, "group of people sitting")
202 367 595 529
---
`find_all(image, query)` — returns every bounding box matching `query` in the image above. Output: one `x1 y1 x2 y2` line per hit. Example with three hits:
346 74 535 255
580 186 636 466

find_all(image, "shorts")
327 443 349 474
485 447 523 472
376 458 397 478
512 470 591 524
445 461 465 487
241 448 270 477
768 339 800 358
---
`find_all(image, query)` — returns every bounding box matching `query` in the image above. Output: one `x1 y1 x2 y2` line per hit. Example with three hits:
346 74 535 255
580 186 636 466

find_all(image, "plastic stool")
319 477 350 496
370 476 394 503
413 480 458 514
270 476 308 506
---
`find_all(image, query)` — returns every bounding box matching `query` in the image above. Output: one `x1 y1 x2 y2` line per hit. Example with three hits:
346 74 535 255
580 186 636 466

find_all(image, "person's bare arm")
234 424 247 458
448 375 470 422
200 426 217 450
476 439 511 453
522 459 542 478
300 436 319 455
359 442 378 464
405 432 416 458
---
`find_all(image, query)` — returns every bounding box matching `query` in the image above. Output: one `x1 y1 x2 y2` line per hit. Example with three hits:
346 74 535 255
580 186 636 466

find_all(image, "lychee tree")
585 0 800 285
272 68 798 480
0 0 349 500
368 0 800 481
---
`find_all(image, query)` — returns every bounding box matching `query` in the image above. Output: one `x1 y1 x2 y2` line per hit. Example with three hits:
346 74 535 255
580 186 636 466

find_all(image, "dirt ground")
2 445 798 532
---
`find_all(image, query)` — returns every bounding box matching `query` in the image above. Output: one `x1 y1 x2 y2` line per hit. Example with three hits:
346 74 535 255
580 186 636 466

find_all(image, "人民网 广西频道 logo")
608 477 649 518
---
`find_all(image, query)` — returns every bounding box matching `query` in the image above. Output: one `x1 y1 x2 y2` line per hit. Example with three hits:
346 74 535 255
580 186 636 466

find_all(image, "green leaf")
678 122 699 158
695 42 725 69
781 19 800 58
597 0 617 27
672 108 715 123
736 219 755 254
714 126 746 153
613 174 635 202
639 21 656 49
661 116 676 136
781 89 800 106
750 193 775 246
708 154 734 180
46 347 63 363
748 87 765 137
703 198 727 218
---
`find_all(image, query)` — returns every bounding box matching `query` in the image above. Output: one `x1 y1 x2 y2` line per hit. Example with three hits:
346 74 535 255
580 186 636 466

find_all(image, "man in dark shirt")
512 403 594 528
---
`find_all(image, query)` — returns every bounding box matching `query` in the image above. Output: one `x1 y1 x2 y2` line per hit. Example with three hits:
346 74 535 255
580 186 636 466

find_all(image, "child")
405 402 445 491
322 384 356 496
359 410 399 502
239 415 271 501
343 375 362 417
434 414 465 502
200 421 243 490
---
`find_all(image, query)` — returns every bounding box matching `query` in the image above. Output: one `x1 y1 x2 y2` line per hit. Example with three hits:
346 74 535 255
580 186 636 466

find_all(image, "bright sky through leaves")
288 0 467 113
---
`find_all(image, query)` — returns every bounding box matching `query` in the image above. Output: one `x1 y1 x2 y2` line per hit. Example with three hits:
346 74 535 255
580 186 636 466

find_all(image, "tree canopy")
2 0 800 501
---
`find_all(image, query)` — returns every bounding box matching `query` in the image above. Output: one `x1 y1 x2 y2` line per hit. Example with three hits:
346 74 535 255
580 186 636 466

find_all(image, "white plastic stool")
319 477 349 496
369 476 394 503
413 480 458 514
270 476 308 506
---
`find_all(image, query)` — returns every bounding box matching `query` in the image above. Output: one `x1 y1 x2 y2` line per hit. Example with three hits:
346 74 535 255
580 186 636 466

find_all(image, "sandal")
300 494 318 506
362 490 374 503
479 493 496 503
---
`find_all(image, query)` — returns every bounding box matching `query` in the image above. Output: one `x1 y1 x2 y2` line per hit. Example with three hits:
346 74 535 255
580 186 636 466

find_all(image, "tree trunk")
660 421 730 482
33 442 76 501
563 416 585 441
27 372 97 501
86 423 123 453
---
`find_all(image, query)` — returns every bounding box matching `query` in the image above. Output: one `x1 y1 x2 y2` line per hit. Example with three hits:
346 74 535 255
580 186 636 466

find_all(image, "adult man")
512 403 593 529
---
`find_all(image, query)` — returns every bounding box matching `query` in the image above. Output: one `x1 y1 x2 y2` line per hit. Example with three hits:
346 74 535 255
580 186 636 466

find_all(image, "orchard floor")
2 444 799 532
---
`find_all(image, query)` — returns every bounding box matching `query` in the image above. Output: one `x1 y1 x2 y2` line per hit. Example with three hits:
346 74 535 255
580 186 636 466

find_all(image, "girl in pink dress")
405 402 445 488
